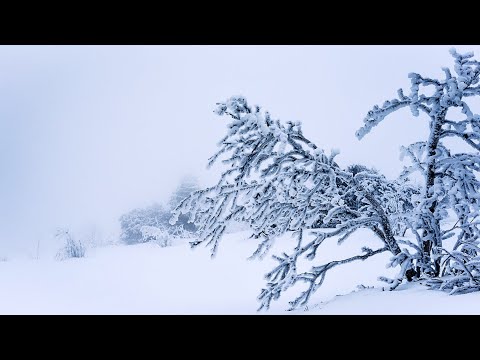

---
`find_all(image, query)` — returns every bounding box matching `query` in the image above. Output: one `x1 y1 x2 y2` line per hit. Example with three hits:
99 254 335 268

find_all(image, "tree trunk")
363 191 401 255
423 109 446 276
365 190 421 281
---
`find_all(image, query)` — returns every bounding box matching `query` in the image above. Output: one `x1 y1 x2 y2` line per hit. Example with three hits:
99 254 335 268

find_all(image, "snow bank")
0 231 478 314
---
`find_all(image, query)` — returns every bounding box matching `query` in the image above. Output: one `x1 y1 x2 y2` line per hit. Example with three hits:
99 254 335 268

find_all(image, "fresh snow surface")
0 230 479 314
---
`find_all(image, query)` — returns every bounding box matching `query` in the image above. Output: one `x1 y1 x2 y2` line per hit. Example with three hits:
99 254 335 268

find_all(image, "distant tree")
168 175 200 233
168 175 199 209
119 177 200 245
119 203 170 245
140 225 171 247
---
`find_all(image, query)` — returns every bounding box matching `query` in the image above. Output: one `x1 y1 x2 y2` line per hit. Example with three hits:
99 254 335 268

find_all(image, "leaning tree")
356 48 480 293
171 96 417 310
172 49 480 309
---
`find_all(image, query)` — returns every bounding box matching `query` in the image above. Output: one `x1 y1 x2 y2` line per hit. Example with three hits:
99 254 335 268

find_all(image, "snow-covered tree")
119 203 171 244
140 225 171 247
168 175 199 209
357 48 480 292
120 178 199 245
168 175 199 233
172 96 416 310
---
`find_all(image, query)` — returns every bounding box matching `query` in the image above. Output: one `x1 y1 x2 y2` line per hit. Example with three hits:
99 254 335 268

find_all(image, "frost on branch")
173 96 344 258
174 96 416 310
174 49 480 309
357 49 480 291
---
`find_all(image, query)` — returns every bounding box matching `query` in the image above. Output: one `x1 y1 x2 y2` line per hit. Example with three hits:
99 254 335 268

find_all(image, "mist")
1 45 479 256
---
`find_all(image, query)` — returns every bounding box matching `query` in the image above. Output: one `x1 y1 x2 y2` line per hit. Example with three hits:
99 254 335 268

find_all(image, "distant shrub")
119 203 171 245
140 225 171 247
55 229 86 260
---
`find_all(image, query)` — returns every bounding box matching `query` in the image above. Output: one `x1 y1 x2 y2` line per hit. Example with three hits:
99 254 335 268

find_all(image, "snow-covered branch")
258 245 390 311
357 48 480 287
172 95 420 309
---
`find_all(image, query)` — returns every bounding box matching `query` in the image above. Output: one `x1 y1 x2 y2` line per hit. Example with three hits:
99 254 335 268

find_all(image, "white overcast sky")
1 45 479 255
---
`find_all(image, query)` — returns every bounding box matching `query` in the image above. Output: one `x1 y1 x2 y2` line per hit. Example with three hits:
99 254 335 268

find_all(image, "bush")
55 229 86 260
119 203 171 245
140 225 171 247
120 177 201 245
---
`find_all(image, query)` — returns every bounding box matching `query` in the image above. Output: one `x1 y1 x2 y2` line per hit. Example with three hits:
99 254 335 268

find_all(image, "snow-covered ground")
0 230 479 314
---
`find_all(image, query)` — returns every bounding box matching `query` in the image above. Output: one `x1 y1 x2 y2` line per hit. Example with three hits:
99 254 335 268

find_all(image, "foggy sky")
1 45 479 256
